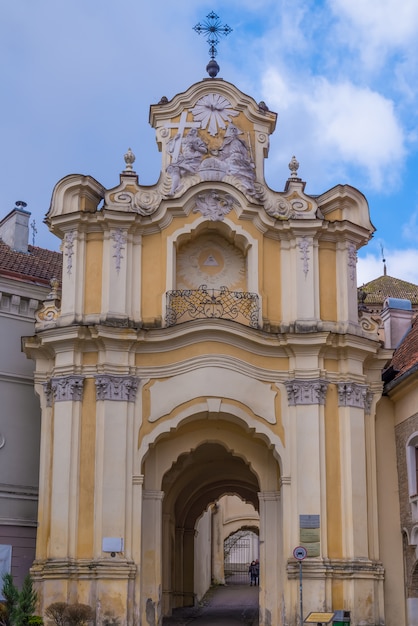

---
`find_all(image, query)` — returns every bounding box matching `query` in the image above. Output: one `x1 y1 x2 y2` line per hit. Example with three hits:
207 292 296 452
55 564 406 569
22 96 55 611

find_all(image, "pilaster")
141 490 164 626
258 491 282 626
47 375 85 558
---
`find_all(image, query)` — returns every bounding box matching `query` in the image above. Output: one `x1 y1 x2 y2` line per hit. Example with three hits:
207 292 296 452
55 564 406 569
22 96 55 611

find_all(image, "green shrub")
62 604 94 626
1 574 19 626
44 603 68 626
12 575 37 626
1 574 38 626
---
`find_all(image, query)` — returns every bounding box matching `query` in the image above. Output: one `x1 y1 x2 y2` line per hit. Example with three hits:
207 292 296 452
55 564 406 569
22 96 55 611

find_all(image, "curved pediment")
149 78 277 203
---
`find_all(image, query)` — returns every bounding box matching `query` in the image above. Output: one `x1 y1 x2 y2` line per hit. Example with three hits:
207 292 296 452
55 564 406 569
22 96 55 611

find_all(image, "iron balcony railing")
166 285 259 328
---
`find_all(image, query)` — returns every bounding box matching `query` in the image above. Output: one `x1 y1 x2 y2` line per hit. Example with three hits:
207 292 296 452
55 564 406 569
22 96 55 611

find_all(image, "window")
0 545 12 600
406 434 418 498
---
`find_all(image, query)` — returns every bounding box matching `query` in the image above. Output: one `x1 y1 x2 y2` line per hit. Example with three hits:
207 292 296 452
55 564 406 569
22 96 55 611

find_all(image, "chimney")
0 202 30 253
381 297 414 349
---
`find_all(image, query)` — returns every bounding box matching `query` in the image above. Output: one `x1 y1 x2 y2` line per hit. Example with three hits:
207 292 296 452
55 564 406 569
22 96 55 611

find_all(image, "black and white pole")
293 546 307 626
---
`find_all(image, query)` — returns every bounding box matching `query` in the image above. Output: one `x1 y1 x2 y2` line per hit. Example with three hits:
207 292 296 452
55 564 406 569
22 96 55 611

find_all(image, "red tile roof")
0 241 62 286
359 274 418 306
383 316 418 386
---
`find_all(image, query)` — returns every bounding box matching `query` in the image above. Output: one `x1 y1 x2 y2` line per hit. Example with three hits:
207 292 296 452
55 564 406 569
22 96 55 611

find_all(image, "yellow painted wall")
262 236 281 322
135 341 289 370
84 234 103 314
142 232 164 322
332 579 344 610
77 378 96 557
319 243 337 322
325 384 342 558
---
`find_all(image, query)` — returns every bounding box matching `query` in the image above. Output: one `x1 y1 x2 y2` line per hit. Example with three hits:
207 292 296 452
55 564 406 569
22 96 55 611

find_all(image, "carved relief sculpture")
95 375 139 402
285 380 328 406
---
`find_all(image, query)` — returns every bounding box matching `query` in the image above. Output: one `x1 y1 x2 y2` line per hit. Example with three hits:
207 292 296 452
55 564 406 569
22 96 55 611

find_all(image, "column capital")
285 379 328 406
143 490 164 501
337 382 373 413
258 490 281 502
95 375 139 402
44 375 85 405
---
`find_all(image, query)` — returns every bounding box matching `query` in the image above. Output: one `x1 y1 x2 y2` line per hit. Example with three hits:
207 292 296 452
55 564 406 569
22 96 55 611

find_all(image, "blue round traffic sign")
293 546 307 560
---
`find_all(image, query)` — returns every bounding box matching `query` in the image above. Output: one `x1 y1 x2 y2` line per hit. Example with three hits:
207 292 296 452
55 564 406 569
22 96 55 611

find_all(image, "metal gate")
224 530 258 585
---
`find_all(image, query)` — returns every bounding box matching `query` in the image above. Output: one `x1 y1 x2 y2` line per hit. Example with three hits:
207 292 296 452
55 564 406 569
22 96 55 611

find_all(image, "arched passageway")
140 417 282 624
224 527 259 585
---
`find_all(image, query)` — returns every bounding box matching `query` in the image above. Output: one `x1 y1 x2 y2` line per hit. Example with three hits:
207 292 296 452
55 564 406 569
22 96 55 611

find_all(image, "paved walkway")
162 583 259 625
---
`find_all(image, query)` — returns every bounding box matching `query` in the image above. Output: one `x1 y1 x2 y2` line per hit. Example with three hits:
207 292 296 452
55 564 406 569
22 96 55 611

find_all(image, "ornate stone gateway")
25 62 395 626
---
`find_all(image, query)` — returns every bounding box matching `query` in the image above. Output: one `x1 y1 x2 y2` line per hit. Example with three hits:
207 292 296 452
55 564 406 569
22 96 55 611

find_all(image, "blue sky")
1 0 418 286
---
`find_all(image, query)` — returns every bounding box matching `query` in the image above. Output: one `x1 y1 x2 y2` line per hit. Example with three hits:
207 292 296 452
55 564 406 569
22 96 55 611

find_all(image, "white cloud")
262 69 405 191
358 249 418 285
402 209 418 242
329 0 418 69
309 79 405 188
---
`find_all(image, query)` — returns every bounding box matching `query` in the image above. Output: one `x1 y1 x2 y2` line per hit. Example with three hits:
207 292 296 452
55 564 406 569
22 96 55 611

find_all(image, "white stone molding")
193 190 236 221
132 474 144 486
298 237 310 277
64 230 75 275
285 379 328 406
44 375 85 405
35 278 61 325
337 382 373 413
348 242 357 285
110 187 164 215
11 294 20 313
95 375 139 402
258 490 281 502
111 228 128 273
142 489 165 501
262 185 318 220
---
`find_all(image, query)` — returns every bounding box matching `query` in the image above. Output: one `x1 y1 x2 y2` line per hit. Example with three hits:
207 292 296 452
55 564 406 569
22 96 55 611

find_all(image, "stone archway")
139 416 283 626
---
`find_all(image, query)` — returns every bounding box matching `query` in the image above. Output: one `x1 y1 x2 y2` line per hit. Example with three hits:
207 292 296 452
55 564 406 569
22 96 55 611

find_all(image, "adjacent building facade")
10 75 414 625
0 207 61 590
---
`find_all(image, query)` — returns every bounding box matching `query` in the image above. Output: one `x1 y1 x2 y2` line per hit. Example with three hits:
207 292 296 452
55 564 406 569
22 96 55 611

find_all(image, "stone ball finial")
124 147 136 171
288 155 300 178
206 59 220 78
258 101 269 113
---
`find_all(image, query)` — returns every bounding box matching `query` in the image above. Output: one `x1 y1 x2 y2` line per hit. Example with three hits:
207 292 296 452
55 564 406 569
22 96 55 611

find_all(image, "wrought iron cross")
193 11 232 60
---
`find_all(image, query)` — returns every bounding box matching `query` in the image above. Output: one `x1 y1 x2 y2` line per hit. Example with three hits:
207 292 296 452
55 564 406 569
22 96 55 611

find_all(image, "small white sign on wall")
102 537 124 553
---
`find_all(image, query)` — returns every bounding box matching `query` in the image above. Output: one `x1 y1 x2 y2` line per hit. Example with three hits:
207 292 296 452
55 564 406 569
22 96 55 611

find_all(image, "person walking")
248 560 257 586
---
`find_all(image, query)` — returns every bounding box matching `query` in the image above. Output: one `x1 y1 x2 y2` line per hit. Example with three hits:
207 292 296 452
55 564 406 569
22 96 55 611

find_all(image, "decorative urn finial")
124 147 136 172
288 155 300 178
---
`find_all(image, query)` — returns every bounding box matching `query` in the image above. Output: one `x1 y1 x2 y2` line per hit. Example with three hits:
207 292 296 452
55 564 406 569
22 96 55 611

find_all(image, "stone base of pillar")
31 558 137 626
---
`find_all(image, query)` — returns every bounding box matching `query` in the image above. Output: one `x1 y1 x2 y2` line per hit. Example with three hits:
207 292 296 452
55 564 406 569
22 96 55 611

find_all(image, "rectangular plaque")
305 611 335 623
300 528 320 543
305 542 320 557
300 514 320 529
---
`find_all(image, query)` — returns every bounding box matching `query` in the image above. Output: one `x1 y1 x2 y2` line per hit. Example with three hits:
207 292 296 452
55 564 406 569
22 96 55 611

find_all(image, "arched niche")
166 214 259 295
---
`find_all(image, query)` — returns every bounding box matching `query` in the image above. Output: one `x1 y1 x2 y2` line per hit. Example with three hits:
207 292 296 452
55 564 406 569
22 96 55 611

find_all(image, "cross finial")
193 11 232 78
30 219 37 246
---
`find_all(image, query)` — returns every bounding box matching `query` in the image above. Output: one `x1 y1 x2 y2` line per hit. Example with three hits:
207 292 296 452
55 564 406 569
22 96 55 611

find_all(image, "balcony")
166 285 259 328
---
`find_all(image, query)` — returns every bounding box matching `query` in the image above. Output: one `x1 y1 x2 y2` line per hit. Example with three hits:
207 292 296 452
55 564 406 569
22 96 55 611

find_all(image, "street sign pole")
293 546 307 626
299 560 303 626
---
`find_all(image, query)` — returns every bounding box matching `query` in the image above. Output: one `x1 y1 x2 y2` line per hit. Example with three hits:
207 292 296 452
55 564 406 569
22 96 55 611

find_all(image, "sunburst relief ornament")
190 93 239 137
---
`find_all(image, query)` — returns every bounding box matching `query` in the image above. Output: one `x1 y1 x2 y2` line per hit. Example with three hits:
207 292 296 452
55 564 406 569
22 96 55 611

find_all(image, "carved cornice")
95 375 139 402
337 382 373 413
44 375 85 405
285 379 328 406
